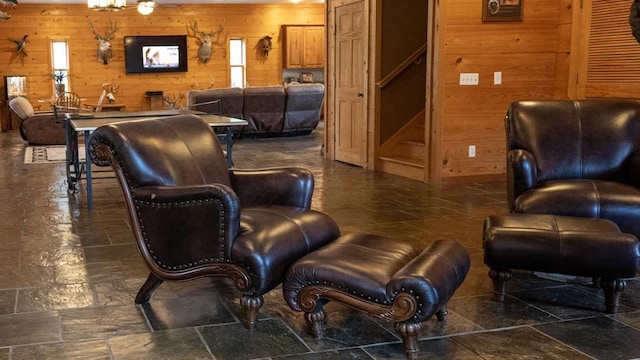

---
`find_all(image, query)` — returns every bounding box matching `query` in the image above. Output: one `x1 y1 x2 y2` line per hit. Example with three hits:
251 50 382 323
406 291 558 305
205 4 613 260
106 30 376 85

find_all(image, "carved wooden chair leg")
599 278 626 314
395 322 422 360
489 269 512 302
135 273 164 304
240 294 264 330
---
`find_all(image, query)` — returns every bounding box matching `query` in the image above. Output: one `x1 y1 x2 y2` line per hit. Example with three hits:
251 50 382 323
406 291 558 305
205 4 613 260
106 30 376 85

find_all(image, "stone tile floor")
1 126 640 359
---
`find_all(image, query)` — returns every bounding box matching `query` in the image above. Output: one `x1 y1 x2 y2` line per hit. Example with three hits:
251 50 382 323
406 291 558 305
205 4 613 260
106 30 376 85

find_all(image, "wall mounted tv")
124 35 188 74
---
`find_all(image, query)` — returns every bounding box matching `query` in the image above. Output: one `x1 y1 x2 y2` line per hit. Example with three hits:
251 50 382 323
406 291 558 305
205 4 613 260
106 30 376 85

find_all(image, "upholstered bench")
283 233 470 360
483 214 640 313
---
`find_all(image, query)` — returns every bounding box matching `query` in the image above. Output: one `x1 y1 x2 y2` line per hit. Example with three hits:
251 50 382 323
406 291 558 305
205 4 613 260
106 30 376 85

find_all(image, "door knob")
357 92 364 97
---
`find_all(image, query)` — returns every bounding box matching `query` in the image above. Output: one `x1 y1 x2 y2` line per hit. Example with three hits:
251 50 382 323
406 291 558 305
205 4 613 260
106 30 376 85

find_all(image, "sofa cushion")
187 88 244 118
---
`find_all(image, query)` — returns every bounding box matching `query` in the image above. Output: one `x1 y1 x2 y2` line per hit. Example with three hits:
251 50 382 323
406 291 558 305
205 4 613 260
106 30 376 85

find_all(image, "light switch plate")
460 73 479 86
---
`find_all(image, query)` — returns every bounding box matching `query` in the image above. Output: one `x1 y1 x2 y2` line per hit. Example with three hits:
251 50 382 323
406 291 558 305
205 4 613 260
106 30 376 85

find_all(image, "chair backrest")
506 99 640 182
89 114 231 189
95 89 106 112
56 92 82 114
8 96 35 119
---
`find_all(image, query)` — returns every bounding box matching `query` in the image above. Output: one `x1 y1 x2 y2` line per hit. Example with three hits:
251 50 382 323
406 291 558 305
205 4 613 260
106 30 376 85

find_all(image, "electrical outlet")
468 145 476 158
459 73 479 86
494 71 502 85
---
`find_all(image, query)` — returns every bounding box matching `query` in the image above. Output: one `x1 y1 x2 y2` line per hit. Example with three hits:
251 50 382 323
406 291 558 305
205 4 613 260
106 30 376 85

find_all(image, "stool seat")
483 214 640 313
283 233 470 360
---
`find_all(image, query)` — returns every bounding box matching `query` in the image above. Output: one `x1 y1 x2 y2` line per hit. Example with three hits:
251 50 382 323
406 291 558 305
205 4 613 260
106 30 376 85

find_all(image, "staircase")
378 109 426 181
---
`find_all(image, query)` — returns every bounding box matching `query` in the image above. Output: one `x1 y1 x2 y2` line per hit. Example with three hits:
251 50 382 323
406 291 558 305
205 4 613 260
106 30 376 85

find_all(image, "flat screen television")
124 35 188 74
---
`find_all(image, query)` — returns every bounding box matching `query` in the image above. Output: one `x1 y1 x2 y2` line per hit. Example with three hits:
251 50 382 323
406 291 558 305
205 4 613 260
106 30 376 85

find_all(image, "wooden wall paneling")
0 4 324 112
438 0 563 182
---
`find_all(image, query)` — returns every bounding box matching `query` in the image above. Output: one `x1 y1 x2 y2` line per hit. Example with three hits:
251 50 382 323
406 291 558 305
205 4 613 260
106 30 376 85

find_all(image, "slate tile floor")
2 126 640 359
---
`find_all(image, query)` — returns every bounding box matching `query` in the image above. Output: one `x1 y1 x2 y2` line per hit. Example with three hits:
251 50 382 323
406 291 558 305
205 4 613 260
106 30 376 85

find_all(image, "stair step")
379 155 424 168
400 140 425 146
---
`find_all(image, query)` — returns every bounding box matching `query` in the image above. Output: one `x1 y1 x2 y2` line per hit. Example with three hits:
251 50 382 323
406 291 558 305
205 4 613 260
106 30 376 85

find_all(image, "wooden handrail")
376 42 428 89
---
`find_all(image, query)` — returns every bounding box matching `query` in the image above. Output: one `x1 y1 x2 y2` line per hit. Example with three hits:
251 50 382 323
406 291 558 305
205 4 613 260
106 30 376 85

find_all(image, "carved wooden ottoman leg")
305 306 327 338
599 278 626 314
435 306 448 321
395 322 422 360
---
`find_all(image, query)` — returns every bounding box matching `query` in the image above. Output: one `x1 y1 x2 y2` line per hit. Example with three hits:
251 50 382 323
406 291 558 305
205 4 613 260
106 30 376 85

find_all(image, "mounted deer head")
87 17 119 65
187 19 225 64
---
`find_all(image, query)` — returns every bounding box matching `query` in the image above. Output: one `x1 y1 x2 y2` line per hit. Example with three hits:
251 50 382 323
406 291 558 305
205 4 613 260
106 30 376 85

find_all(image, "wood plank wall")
0 4 324 112
437 0 573 182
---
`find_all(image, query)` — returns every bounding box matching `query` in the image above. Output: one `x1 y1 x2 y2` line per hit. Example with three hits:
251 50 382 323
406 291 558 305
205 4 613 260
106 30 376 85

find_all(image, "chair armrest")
229 167 314 209
507 149 538 212
628 151 640 188
130 184 241 266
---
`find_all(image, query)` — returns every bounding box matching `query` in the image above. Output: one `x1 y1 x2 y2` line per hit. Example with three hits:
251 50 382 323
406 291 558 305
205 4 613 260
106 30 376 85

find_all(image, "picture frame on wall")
482 0 523 22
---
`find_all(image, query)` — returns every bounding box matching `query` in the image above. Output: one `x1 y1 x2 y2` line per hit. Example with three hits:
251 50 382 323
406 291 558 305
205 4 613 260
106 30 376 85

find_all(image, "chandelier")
87 0 126 11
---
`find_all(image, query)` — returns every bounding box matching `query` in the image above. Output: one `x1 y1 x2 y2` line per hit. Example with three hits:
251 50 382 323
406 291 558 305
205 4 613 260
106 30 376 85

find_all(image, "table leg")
84 129 93 210
225 126 234 167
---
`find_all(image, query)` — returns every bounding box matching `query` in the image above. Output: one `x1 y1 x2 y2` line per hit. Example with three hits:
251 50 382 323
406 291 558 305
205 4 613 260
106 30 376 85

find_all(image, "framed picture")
482 0 523 22
4 75 27 100
300 73 314 83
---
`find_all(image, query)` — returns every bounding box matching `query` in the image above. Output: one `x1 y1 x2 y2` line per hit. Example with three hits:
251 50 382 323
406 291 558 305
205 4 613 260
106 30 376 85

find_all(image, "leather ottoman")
283 233 470 360
483 214 640 313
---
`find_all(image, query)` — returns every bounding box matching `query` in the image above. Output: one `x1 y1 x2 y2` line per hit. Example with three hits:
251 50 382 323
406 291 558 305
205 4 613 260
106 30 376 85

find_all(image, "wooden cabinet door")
285 27 305 68
284 25 324 68
303 26 324 68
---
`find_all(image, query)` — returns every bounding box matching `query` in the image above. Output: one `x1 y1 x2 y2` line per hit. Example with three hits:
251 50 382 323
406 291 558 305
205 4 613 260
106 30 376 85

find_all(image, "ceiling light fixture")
87 0 126 11
137 0 156 15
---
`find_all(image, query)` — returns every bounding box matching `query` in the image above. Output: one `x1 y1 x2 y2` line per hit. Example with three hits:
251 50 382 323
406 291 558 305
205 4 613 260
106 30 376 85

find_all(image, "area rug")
24 145 85 164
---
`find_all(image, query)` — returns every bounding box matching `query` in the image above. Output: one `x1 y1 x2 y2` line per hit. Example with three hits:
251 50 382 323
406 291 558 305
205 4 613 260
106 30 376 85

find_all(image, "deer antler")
187 20 205 39
87 17 119 41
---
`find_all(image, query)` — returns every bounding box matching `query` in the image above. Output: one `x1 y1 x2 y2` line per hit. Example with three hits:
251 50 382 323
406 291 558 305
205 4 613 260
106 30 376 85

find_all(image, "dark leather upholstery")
283 233 470 360
88 114 340 329
505 99 640 238
187 87 244 118
483 214 640 313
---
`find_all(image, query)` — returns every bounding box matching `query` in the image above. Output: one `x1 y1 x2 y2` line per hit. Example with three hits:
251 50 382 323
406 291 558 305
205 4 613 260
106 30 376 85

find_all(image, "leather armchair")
8 96 65 145
506 99 640 238
88 114 340 329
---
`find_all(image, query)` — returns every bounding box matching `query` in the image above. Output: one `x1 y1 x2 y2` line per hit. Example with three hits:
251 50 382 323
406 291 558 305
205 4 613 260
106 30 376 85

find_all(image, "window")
229 38 246 88
51 40 69 93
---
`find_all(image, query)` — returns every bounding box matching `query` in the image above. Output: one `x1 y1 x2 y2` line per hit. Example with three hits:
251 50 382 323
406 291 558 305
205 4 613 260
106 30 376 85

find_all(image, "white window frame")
229 38 246 88
51 40 70 94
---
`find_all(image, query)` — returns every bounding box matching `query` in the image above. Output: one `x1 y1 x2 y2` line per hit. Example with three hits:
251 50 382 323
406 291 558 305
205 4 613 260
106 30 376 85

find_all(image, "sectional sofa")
186 83 324 136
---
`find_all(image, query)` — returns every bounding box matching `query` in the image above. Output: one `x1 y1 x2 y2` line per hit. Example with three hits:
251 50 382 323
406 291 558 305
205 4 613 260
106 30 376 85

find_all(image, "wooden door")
334 0 367 166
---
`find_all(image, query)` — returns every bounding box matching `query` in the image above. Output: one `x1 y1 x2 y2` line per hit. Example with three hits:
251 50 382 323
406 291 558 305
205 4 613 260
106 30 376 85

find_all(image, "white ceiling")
18 0 324 4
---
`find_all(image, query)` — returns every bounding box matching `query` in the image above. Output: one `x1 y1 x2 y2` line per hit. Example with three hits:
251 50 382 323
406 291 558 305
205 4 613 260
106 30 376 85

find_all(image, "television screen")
124 35 188 74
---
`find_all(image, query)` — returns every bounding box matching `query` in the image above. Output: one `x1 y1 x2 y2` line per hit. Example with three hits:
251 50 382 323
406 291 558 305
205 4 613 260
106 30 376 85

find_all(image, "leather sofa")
8 96 65 145
186 83 324 136
506 99 640 239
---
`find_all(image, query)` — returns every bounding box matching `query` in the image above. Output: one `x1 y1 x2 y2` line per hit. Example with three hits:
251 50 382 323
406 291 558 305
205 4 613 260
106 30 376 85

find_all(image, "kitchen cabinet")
283 25 324 68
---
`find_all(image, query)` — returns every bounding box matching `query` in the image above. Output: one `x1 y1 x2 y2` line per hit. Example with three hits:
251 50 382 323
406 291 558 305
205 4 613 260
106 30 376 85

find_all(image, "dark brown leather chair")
88 114 340 329
506 99 640 238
